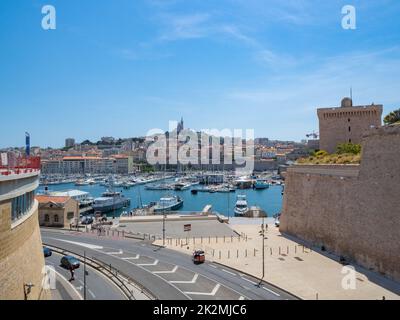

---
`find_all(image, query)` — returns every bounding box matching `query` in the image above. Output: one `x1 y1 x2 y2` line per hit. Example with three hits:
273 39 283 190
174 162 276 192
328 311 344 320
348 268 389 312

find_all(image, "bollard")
224 236 226 243
245 249 247 257
237 249 239 258
201 236 203 244
287 246 289 255
216 236 218 244
254 248 256 257
279 247 281 255
213 250 215 257
295 246 297 254
228 250 230 259
238 236 240 242
219 251 221 259
231 236 233 243
208 236 210 244
193 237 195 244
270 248 272 255
302 245 305 253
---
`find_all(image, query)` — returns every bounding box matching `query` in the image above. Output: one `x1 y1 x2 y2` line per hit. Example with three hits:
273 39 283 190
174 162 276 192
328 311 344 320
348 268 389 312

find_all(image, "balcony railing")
0 155 41 176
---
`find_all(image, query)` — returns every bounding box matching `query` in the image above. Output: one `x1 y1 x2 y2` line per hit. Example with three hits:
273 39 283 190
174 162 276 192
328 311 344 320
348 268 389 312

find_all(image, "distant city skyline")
1 0 400 148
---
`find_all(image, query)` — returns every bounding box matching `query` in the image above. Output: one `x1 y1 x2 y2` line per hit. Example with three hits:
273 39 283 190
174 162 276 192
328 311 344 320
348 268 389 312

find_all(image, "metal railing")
44 243 155 300
0 156 41 175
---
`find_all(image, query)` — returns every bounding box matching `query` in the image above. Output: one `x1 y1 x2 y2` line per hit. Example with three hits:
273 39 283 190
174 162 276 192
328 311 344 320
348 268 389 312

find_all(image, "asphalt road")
41 229 298 300
45 251 126 300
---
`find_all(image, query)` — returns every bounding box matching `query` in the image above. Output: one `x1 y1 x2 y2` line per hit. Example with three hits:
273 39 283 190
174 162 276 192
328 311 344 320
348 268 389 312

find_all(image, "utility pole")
258 218 266 286
84 251 87 300
163 213 166 246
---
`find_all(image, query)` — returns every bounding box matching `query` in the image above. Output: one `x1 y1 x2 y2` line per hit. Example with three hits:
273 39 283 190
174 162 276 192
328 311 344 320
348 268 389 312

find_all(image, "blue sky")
1 0 400 148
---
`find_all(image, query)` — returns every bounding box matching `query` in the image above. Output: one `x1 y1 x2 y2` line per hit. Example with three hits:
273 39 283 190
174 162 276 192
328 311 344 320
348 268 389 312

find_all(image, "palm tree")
384 109 400 125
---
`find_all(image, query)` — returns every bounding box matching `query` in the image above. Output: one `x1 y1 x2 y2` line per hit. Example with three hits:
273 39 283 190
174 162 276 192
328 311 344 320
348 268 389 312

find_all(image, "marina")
37 172 284 218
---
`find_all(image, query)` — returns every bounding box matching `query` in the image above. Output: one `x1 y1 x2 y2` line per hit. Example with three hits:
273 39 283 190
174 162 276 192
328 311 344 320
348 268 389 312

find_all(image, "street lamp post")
84 251 87 300
258 218 266 286
163 213 166 246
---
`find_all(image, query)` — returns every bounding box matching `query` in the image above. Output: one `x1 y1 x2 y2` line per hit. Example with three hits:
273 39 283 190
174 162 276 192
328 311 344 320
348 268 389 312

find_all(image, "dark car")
43 247 52 258
192 250 205 264
81 216 94 225
60 256 80 270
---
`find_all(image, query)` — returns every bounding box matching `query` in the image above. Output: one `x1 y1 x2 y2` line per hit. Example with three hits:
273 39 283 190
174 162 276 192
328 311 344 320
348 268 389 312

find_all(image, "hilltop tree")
384 108 400 125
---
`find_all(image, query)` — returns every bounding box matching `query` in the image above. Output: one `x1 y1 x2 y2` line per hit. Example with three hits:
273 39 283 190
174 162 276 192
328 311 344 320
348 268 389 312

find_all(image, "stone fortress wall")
280 125 400 282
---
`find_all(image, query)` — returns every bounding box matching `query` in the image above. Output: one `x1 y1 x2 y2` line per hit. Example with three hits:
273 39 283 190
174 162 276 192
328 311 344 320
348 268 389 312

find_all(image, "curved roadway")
41 229 297 300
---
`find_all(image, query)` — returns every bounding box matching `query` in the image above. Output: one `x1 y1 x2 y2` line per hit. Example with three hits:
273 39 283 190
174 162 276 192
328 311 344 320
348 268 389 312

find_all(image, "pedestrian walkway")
154 221 400 300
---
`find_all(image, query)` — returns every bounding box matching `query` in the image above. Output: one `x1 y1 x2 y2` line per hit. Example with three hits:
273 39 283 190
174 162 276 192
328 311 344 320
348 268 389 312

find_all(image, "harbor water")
38 182 283 218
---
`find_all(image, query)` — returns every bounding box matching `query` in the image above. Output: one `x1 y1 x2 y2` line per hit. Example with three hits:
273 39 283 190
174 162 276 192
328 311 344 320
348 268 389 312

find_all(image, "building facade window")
67 212 74 220
45 214 50 222
11 191 35 222
54 215 59 223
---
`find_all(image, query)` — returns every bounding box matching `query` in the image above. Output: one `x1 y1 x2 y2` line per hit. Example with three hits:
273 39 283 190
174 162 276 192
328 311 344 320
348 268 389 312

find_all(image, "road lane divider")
184 284 221 296
153 266 179 274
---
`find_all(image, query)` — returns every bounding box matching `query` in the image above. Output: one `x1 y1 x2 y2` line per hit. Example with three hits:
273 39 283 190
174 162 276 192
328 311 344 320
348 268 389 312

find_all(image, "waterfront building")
41 159 62 174
317 97 382 153
112 154 134 174
0 156 49 300
48 189 90 203
36 195 79 228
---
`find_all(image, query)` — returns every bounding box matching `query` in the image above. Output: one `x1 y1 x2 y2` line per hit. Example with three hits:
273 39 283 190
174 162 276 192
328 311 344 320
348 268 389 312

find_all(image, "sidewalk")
154 220 400 300
51 272 82 300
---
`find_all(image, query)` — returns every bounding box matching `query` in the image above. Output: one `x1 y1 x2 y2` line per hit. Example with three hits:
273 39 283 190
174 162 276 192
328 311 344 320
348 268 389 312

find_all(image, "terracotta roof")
35 195 71 204
112 155 129 159
63 156 101 160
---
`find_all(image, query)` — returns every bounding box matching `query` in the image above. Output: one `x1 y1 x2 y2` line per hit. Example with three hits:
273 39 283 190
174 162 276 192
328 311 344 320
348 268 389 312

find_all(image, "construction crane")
306 131 319 139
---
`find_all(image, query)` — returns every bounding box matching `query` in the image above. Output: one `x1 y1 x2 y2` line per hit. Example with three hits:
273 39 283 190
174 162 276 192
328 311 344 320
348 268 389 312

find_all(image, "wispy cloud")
157 13 211 41
225 47 400 114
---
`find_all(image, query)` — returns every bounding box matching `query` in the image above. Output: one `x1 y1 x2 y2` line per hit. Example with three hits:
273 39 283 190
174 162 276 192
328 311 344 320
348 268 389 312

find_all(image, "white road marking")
137 259 159 266
106 249 123 255
153 266 178 274
88 289 96 299
222 269 236 276
262 286 281 297
239 296 245 300
170 274 199 284
209 264 218 269
50 238 104 250
241 277 258 285
184 284 221 296
122 255 140 260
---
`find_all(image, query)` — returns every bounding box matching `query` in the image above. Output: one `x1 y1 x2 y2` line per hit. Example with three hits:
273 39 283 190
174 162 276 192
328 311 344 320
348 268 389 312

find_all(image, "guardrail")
44 243 155 300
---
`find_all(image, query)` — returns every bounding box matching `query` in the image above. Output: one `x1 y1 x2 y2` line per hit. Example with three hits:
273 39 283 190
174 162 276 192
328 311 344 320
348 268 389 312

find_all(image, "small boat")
254 179 269 190
153 196 183 213
234 194 248 217
174 182 191 191
75 179 90 186
191 189 198 195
